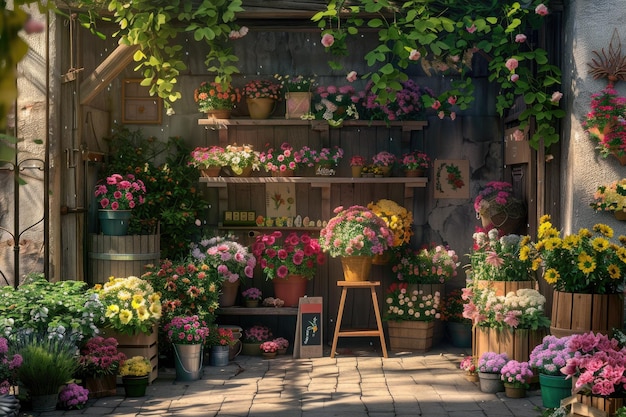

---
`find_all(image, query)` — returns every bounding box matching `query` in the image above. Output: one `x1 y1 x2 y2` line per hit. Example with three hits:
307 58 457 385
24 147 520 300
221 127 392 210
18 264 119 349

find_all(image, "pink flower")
535 4 549 16
505 58 519 71
450 112 456 121
438 111 445 119
513 129 525 141
24 17 45 34
408 49 421 61
447 96 457 105
466 24 476 34
550 91 563 104
431 100 441 110
510 74 520 82
346 71 357 82
515 34 527 43
321 33 335 47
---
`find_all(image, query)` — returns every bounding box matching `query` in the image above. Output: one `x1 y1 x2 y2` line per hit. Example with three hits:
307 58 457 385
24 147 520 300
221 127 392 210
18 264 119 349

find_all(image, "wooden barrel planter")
474 280 537 296
88 234 160 285
407 283 445 345
473 326 547 363
100 324 159 383
550 291 624 338
387 320 434 352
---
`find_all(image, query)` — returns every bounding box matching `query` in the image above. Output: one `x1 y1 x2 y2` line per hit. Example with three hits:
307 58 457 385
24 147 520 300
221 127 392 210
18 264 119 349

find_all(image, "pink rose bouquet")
94 173 146 210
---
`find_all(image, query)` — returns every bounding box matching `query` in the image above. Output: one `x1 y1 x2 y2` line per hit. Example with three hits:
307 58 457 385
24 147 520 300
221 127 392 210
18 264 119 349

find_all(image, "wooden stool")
330 281 388 358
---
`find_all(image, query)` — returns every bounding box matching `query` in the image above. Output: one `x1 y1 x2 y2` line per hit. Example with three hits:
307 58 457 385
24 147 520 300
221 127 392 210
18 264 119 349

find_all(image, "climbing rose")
466 24 476 34
535 4 549 16
431 100 441 110
321 33 335 47
515 34 527 43
505 58 519 71
447 96 457 105
346 71 357 82
510 74 520 82
550 91 563 104
409 49 421 61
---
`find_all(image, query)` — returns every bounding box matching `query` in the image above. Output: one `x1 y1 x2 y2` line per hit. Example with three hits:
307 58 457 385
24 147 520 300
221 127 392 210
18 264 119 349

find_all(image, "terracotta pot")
206 109 231 119
247 98 276 119
271 169 295 177
200 167 222 178
614 210 626 221
219 279 240 307
404 169 424 177
272 274 308 307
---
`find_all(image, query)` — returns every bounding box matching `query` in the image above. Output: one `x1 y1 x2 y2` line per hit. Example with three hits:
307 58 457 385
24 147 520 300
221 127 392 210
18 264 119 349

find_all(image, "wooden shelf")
217 306 298 316
218 225 322 232
200 176 428 188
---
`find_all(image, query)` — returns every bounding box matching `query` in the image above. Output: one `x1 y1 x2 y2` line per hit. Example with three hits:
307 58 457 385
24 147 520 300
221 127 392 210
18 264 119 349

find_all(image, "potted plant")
194 81 241 119
583 86 626 163
439 288 471 348
164 315 210 382
273 337 289 355
259 340 280 359
0 336 21 398
77 336 127 398
241 325 272 357
241 287 262 308
312 84 359 126
360 79 436 122
252 231 325 307
371 151 397 177
319 205 394 281
500 360 533 398
118 356 152 397
590 178 626 220
521 215 626 337
275 74 316 119
13 333 79 412
529 335 574 408
259 142 300 176
222 144 261 176
459 356 478 382
393 244 459 284
188 235 256 308
383 282 441 352
58 383 89 410
477 351 509 393
367 199 414 252
189 146 228 177
400 150 430 177
208 326 235 367
349 155 366 178
242 79 281 119
473 181 526 233
314 146 344 176
94 173 147 235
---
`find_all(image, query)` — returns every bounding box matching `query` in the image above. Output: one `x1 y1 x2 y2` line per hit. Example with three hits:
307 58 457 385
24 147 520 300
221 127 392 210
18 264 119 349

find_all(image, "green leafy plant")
312 0 563 149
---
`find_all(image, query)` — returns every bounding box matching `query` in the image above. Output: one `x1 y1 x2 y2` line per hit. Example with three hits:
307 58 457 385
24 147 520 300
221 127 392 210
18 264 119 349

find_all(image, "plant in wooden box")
189 146 228 178
189 235 256 308
275 74 316 119
440 289 472 348
561 331 626 415
77 336 127 399
222 144 261 176
252 231 325 307
400 150 430 177
164 315 210 382
259 142 300 176
529 335 574 408
312 84 359 127
590 178 626 221
319 205 393 281
241 325 272 357
194 81 240 119
383 282 440 352
13 333 79 412
367 199 414 264
500 360 533 398
473 181 526 234
241 287 262 308
242 79 281 119
477 351 508 393
521 215 626 337
118 356 152 397
94 173 147 236
463 286 549 363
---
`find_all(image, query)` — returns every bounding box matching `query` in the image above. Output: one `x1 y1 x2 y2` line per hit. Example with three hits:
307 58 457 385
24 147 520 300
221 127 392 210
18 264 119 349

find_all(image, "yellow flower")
562 234 579 250
593 223 614 238
119 309 133 324
579 228 592 238
531 258 542 271
608 264 621 279
136 305 151 321
105 304 119 317
149 302 162 317
592 237 610 252
544 237 562 251
519 245 530 261
544 268 560 285
539 214 551 224
577 252 596 274
117 290 131 301
131 294 145 309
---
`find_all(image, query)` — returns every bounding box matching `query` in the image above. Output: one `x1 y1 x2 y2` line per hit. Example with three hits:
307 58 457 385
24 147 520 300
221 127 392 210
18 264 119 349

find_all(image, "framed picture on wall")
433 159 470 199
266 183 297 218
122 79 163 124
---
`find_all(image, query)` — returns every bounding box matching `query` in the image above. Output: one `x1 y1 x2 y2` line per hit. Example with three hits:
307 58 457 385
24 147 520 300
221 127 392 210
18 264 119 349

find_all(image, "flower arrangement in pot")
473 181 526 233
477 351 509 393
0 336 21 396
241 287 262 308
367 199 414 252
440 288 472 348
590 178 626 220
252 231 325 306
164 315 210 381
529 335 574 408
371 151 396 176
392 243 459 284
273 337 289 354
349 155 366 177
259 340 280 357
243 79 282 119
314 146 344 175
313 84 359 126
275 74 316 119
222 144 261 176
189 146 227 177
194 81 241 117
319 205 393 281
500 360 533 397
583 86 626 161
459 356 477 380
359 79 436 122
95 275 162 336
118 356 153 397
77 336 126 397
259 142 300 175
94 173 147 235
241 325 272 356
400 150 430 176
58 383 89 410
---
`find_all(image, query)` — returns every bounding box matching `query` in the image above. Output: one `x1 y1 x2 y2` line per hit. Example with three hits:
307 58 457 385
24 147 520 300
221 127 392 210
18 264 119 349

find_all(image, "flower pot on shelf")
173 343 203 382
206 109 232 119
122 375 149 397
271 169 295 177
98 209 132 236
285 92 311 119
404 169 424 177
504 383 526 398
200 167 222 178
550 290 624 338
539 373 572 408
340 256 373 281
219 280 240 307
351 166 363 178
478 372 504 393
247 98 276 119
245 299 259 308
272 274 308 307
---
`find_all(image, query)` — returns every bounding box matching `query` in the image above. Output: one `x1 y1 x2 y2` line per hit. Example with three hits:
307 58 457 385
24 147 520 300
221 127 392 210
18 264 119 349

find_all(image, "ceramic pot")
98 209 132 236
247 98 276 119
219 279 240 307
122 375 149 397
478 372 504 393
340 256 373 281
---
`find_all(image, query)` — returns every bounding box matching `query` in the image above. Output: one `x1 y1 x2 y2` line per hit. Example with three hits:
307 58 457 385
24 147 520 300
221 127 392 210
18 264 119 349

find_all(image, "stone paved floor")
18 343 547 417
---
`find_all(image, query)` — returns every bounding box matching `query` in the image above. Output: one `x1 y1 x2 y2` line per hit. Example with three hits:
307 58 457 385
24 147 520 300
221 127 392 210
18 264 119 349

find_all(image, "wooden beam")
80 44 139 106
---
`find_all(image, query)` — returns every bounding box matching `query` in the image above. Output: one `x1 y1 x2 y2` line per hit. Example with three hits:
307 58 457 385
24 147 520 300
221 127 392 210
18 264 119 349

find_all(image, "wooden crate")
551 291 624 338
561 394 624 417
100 326 159 383
387 321 434 352
473 327 547 363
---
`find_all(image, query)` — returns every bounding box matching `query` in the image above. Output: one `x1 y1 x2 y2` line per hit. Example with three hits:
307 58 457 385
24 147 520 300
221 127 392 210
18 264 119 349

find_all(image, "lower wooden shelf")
217 306 298 316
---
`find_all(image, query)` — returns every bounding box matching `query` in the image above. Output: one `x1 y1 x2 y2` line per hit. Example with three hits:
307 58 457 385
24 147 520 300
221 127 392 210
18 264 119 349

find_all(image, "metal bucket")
173 344 203 381
210 345 230 367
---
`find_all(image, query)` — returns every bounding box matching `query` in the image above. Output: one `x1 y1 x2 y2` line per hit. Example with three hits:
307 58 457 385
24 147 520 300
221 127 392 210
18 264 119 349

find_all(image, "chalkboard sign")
293 297 323 358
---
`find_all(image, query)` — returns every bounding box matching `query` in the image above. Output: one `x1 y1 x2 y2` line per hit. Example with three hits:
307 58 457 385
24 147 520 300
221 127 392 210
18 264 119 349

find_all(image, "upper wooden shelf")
199 176 428 188
197 118 428 131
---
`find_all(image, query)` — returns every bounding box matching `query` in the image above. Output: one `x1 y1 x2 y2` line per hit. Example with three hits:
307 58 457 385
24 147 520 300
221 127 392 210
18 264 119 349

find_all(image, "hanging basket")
478 197 526 234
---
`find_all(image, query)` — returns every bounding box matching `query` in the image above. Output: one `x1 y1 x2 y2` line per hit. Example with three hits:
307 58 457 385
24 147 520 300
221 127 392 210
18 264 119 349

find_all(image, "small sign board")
293 297 323 358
